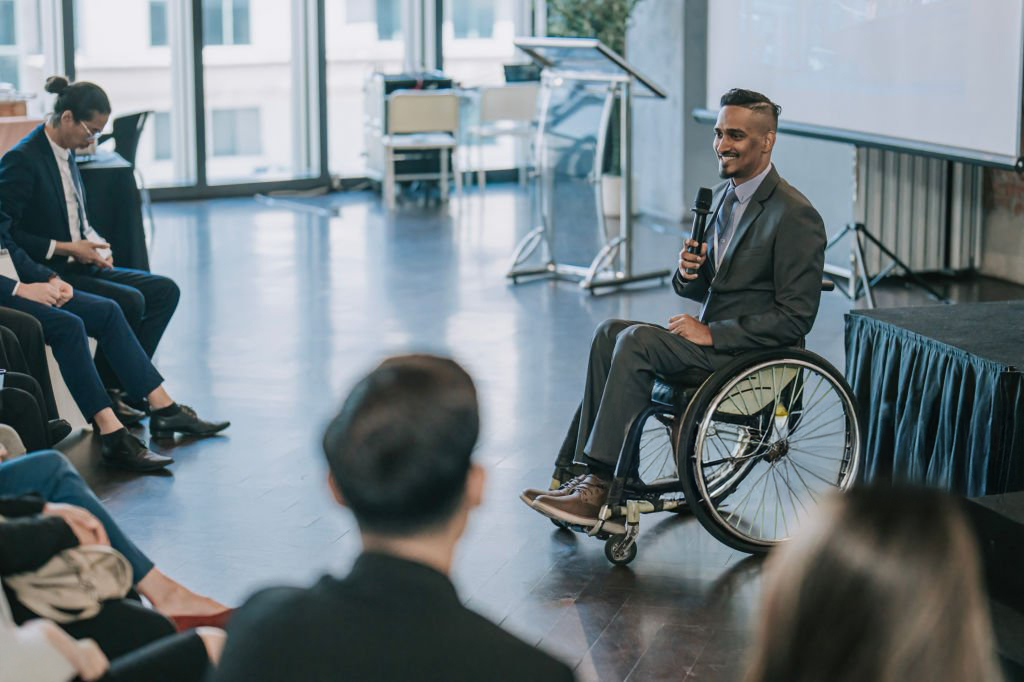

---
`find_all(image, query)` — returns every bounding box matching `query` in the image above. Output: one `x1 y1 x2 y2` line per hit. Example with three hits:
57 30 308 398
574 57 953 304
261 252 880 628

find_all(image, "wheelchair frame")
547 346 863 565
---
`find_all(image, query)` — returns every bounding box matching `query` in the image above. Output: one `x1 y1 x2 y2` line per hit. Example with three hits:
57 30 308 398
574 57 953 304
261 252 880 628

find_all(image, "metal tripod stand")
825 222 950 309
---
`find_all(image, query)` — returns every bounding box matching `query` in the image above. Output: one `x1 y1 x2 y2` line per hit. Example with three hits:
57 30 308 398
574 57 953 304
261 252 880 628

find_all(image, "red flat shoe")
169 608 234 632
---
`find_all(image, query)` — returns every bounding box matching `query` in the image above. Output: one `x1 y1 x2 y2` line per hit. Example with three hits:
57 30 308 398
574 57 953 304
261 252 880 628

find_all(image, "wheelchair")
545 288 863 565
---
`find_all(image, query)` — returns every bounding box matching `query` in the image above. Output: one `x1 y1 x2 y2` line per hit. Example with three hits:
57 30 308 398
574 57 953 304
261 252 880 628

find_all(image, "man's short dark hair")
322 354 479 536
720 89 781 131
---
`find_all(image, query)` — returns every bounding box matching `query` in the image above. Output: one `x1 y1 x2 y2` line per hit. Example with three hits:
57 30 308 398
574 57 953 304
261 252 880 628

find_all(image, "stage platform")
846 301 1024 496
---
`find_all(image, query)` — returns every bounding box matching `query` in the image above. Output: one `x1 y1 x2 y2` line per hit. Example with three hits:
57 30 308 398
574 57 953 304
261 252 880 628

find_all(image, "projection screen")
706 0 1024 162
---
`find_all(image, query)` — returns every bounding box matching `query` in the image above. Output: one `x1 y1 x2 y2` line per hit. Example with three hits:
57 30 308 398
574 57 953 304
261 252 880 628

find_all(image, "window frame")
56 0 541 200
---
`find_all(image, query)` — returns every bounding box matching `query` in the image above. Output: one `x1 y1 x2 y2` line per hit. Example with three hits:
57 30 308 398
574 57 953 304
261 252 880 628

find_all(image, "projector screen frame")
691 108 1024 172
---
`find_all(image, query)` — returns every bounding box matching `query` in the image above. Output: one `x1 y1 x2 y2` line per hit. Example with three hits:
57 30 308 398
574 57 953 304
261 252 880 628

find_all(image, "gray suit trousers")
573 319 737 469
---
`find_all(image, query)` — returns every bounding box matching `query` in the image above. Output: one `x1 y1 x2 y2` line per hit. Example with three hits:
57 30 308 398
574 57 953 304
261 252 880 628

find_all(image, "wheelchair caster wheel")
604 535 638 565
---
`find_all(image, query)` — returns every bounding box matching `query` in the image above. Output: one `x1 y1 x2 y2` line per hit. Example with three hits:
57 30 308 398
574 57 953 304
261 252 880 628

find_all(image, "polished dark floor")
58 186 1024 681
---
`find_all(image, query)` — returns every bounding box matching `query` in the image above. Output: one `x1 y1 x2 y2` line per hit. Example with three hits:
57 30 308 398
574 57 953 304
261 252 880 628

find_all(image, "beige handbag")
1 532 133 623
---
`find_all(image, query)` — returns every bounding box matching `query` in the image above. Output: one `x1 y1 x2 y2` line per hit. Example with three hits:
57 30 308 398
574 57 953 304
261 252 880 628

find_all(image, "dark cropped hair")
322 354 479 536
44 76 111 125
720 88 781 131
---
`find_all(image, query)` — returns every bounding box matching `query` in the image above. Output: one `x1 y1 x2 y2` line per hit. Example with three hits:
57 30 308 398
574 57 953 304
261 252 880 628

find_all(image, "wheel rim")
692 359 860 548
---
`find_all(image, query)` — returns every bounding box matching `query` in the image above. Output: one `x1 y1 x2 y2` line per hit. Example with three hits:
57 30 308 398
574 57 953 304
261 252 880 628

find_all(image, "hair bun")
44 75 70 95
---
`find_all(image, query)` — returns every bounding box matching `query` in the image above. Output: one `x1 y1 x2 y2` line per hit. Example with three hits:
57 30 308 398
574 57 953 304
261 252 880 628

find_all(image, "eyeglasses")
79 120 103 141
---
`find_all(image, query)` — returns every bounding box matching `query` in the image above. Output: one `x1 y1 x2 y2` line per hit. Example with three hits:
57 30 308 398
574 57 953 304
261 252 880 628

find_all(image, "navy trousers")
59 265 179 389
0 289 164 419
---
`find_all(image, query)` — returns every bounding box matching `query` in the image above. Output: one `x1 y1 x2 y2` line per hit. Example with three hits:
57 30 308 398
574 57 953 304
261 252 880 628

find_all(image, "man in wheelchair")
522 89 827 532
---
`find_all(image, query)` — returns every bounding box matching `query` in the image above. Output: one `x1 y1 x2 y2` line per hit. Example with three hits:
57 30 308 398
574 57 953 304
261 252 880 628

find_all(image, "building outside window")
0 0 16 46
0 0 19 88
74 0 193 186
152 111 171 160
375 0 401 41
211 107 261 156
204 0 250 46
150 0 168 47
0 0 49 109
452 0 493 39
325 0 405 176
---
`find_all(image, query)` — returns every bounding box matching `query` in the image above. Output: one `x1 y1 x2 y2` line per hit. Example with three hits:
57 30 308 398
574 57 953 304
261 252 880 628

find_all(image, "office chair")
98 111 156 250
382 91 461 209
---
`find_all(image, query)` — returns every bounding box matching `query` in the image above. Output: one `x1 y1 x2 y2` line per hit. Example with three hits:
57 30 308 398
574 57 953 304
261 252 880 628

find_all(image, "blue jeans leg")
0 450 155 581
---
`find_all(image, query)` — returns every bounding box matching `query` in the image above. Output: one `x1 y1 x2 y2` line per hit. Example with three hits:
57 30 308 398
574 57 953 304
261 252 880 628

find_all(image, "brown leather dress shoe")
532 473 612 527
519 473 587 506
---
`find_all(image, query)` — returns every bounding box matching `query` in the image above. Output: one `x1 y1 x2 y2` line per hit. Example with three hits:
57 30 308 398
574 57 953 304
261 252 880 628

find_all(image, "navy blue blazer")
0 204 57 298
0 124 93 272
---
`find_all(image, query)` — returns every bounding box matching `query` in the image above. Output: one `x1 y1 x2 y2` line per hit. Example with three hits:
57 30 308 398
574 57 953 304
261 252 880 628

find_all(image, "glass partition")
324 0 405 176
74 0 195 187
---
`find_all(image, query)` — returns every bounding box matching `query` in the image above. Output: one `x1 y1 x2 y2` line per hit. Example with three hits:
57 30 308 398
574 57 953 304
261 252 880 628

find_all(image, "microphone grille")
694 187 713 210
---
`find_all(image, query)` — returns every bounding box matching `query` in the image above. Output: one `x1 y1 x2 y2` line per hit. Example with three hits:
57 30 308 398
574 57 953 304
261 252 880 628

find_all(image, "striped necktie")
713 187 739 270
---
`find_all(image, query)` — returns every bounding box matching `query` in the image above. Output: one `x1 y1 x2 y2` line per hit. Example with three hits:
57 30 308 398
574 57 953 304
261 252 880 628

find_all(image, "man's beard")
718 156 738 179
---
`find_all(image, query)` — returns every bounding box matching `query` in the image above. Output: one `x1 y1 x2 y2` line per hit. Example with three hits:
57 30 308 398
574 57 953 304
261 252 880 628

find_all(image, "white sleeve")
81 224 112 261
45 239 57 260
0 613 76 682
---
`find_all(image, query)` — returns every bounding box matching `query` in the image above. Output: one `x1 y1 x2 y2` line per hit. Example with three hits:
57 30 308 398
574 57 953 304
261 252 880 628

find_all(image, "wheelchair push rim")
680 350 862 553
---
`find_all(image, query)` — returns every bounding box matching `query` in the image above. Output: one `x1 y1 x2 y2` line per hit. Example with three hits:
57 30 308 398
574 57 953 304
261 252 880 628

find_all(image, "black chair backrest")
109 111 151 166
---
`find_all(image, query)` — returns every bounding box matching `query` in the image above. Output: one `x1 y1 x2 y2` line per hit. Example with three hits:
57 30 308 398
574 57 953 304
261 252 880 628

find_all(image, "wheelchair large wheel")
677 348 862 554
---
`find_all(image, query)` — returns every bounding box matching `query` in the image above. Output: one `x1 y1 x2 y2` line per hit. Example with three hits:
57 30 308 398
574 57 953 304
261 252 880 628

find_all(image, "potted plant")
547 0 645 218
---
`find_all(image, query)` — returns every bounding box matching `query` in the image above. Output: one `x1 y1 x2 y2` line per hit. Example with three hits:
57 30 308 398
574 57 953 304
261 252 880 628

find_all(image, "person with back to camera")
0 76 181 425
213 354 575 682
521 88 827 531
745 486 1004 682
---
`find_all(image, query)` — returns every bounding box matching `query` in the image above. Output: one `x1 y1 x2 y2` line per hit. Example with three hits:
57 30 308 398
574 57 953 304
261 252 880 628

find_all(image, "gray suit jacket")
673 166 826 353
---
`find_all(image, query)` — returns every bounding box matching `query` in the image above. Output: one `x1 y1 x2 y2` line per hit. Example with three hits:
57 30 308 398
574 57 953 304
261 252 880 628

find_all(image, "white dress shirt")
43 130 113 262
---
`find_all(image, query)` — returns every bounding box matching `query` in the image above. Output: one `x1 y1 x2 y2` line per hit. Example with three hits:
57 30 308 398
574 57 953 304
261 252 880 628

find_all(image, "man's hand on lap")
668 313 712 346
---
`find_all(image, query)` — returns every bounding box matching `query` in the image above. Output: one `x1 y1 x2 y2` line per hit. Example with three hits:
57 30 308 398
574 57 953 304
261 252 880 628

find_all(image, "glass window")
443 0 517 86
325 0 405 176
452 0 493 39
231 0 249 44
203 0 314 184
0 1 16 46
203 0 250 46
211 107 260 156
0 55 17 86
375 0 401 41
1 0 52 112
74 0 194 187
443 0 531 174
152 111 171 160
150 0 168 47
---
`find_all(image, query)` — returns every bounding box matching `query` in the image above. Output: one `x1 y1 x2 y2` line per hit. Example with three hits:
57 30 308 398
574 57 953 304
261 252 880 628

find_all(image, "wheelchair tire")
676 348 862 554
604 535 638 565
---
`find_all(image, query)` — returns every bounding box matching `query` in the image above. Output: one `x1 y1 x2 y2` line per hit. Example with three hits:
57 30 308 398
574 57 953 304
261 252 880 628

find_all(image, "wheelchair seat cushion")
651 368 712 406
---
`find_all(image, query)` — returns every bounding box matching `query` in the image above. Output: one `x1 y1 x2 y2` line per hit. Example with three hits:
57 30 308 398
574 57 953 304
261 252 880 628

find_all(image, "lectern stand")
507 38 670 293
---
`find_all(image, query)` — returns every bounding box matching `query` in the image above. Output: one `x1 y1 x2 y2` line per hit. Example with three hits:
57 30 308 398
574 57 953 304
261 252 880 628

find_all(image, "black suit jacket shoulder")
212 553 575 682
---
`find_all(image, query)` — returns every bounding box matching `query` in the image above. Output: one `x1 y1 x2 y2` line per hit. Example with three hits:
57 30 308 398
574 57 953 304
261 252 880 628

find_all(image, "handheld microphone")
686 187 714 275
